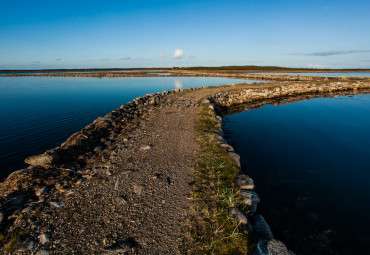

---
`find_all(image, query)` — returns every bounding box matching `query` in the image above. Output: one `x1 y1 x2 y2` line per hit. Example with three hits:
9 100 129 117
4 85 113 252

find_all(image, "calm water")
0 76 261 179
252 72 370 77
223 94 370 255
0 70 165 75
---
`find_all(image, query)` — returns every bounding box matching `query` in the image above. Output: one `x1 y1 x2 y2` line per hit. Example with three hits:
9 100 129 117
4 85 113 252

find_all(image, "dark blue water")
252 72 370 77
223 94 370 255
0 76 261 179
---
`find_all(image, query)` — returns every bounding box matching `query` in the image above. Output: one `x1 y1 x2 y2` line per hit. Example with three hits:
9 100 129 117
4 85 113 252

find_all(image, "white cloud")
101 57 110 61
160 49 185 59
291 50 370 57
118 56 136 60
173 49 184 59
307 64 329 68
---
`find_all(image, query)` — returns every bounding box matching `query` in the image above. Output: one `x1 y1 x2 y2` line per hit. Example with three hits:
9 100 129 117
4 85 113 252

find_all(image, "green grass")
187 105 249 254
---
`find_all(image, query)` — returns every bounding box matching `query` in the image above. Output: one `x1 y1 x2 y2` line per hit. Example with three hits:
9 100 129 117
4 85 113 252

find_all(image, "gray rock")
103 239 136 254
119 169 135 174
240 190 260 214
114 178 121 190
116 195 128 205
25 151 60 166
229 207 248 225
16 239 35 252
215 135 226 144
219 143 234 152
38 232 50 244
254 239 290 255
133 184 145 195
201 98 210 104
253 215 274 240
94 145 103 153
103 244 131 254
35 186 48 197
236 174 255 190
214 128 224 136
36 250 50 255
49 201 64 208
228 152 241 169
140 145 152 151
240 190 260 206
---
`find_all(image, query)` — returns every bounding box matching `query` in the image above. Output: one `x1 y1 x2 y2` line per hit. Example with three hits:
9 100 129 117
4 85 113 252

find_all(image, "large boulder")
25 151 60 166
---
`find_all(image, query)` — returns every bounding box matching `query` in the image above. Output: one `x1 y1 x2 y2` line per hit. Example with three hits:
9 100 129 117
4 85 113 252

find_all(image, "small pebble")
35 187 48 197
50 201 64 208
140 145 152 151
38 233 50 245
36 250 50 255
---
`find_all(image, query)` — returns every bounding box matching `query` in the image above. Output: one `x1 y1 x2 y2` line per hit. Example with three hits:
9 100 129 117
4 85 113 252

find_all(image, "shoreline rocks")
199 80 370 254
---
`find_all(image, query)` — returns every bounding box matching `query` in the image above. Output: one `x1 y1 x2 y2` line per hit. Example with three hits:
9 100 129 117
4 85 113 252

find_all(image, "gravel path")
6 88 221 254
0 82 284 254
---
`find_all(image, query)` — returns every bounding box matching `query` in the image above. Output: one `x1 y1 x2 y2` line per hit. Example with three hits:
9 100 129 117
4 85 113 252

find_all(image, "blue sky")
0 0 369 69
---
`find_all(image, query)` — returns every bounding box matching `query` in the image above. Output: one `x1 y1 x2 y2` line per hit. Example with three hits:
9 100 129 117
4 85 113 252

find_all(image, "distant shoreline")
1 65 369 73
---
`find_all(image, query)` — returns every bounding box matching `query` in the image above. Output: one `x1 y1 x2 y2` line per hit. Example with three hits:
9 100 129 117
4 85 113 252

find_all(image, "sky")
0 0 369 69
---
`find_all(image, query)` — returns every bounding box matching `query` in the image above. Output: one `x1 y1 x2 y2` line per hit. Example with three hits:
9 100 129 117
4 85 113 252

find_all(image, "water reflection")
174 78 183 89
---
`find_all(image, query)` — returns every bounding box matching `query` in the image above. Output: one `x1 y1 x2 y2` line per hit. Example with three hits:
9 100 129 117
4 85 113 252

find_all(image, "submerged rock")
253 215 274 240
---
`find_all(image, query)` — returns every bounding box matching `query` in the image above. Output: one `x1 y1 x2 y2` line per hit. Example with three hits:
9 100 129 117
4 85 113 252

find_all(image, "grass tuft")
187 104 248 254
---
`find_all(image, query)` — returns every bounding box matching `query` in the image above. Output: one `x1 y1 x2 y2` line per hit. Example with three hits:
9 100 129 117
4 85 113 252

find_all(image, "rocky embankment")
202 80 370 255
0 78 369 254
